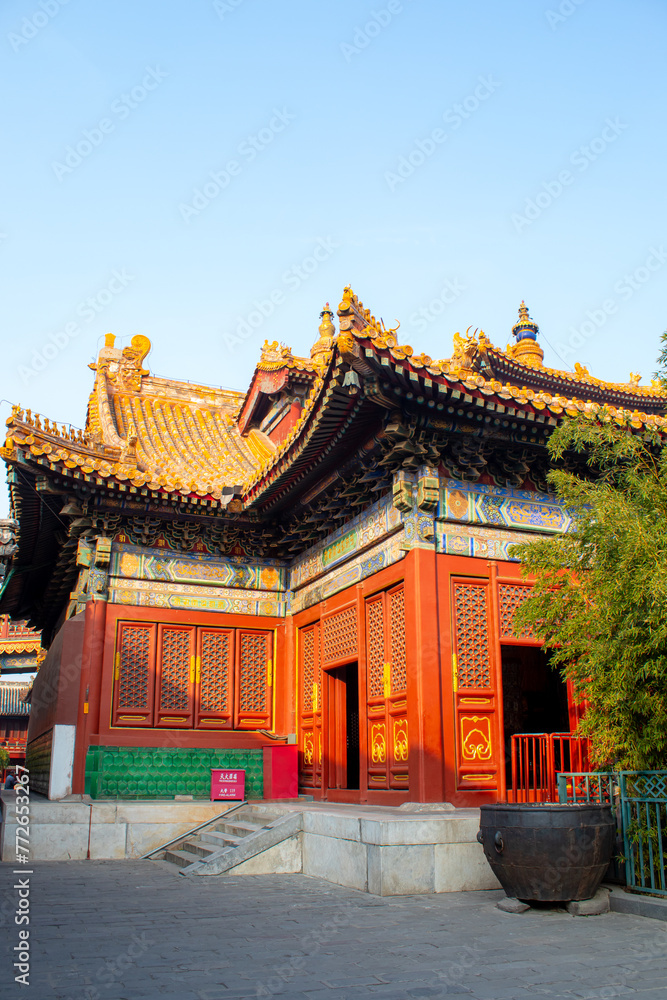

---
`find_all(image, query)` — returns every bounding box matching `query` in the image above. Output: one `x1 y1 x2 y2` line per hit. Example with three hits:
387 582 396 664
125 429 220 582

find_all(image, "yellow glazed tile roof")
4 335 274 500
3 293 666 504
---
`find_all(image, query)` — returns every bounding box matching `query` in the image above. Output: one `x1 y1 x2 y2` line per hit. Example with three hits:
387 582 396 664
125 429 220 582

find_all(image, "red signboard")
210 768 245 801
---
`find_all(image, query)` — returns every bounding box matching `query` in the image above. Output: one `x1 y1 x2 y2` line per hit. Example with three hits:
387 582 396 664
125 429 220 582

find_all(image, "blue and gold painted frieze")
437 522 541 561
110 543 287 592
292 529 406 613
290 492 400 591
108 578 287 617
108 542 288 616
440 480 572 535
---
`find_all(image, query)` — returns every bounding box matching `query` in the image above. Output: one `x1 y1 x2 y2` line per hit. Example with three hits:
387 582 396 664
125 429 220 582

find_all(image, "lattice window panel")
322 607 358 664
366 599 385 699
389 588 406 694
301 625 321 712
159 629 191 711
499 584 535 640
200 631 231 712
453 584 491 688
239 633 268 713
118 626 151 709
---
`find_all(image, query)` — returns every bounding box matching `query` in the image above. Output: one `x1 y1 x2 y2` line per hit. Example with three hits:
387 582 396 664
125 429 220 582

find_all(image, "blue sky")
2 0 667 517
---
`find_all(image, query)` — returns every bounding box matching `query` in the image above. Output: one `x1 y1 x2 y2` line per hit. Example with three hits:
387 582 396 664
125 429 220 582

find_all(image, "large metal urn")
478 803 616 902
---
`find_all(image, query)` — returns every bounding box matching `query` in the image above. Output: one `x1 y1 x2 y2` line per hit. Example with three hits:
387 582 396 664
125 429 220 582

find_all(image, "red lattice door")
112 622 157 727
365 585 409 792
234 629 273 730
195 627 234 729
155 624 196 728
298 622 322 789
451 578 501 792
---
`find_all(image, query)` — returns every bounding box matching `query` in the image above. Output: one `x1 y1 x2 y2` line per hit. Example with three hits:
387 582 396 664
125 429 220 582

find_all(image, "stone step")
199 830 243 848
179 840 216 859
215 820 263 837
154 806 302 877
162 848 201 869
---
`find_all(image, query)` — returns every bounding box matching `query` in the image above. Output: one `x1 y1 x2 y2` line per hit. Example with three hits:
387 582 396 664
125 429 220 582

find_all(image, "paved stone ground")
1 861 666 1000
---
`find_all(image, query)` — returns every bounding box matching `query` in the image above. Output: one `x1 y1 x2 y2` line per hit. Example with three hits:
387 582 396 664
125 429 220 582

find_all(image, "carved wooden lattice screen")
235 630 273 730
322 606 358 665
112 622 273 731
451 579 500 791
112 622 156 727
196 627 234 728
498 583 535 641
365 584 408 791
298 622 322 788
155 625 196 728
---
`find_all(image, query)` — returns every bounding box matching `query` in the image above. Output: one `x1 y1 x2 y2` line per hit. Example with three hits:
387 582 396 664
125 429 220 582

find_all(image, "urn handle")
494 831 504 854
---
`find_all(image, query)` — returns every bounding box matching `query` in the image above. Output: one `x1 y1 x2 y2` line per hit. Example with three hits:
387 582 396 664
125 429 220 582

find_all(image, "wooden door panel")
155 625 196 728
195 627 234 729
234 629 273 730
365 585 409 790
112 621 156 727
299 622 322 789
365 593 388 788
452 578 501 791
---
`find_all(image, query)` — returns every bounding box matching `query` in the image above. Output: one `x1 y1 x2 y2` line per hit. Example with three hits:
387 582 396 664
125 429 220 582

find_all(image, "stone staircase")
152 802 303 876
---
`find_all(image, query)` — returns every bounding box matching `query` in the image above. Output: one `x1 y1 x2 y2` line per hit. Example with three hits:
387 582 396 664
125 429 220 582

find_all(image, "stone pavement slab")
1 860 666 999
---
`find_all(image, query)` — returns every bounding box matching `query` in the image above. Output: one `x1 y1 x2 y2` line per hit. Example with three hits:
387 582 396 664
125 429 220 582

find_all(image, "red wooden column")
72 596 108 794
405 548 445 802
488 561 508 802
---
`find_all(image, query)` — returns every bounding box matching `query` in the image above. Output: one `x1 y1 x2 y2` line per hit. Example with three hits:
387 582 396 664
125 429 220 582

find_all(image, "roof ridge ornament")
311 303 336 361
510 301 544 369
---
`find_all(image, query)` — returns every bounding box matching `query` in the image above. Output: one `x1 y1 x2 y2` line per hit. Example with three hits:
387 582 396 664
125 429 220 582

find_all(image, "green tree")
511 407 667 770
0 747 10 771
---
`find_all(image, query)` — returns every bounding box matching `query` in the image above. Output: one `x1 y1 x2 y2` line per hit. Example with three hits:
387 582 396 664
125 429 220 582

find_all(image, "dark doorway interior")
501 645 569 779
327 663 360 791
344 665 360 790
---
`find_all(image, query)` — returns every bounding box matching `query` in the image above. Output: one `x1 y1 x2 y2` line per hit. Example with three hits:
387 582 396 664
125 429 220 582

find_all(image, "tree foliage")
0 747 10 771
511 410 667 770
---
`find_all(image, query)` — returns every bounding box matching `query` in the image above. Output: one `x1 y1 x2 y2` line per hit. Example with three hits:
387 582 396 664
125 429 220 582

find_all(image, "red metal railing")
508 733 590 803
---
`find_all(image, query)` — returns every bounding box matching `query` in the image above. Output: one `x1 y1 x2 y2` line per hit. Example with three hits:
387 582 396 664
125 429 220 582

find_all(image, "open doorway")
326 663 360 790
501 645 569 786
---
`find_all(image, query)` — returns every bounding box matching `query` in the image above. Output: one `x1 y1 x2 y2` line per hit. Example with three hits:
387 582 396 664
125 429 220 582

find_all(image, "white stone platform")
0 791 228 861
272 801 500 895
0 793 500 895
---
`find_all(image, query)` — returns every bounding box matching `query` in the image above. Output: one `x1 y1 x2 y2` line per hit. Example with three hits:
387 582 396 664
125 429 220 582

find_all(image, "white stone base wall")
300 809 500 895
0 794 500 895
0 794 228 862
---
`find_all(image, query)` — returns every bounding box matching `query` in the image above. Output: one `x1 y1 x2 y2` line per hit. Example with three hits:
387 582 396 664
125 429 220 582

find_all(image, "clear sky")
1 0 666 516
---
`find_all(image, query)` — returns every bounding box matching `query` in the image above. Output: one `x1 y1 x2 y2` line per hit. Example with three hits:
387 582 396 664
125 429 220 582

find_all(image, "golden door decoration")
112 622 273 731
451 579 500 790
365 584 409 790
298 622 322 789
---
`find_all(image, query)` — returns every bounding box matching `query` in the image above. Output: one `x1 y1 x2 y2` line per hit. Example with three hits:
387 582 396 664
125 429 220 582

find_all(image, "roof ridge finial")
311 303 336 361
510 300 544 369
